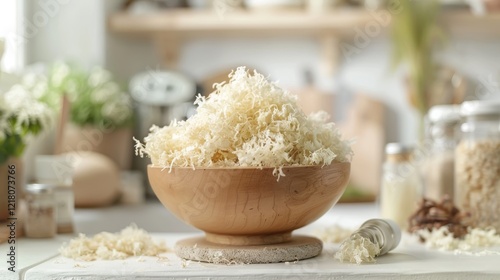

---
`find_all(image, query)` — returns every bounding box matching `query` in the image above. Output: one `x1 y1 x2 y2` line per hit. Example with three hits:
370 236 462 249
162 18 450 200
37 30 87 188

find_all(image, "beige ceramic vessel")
148 162 350 246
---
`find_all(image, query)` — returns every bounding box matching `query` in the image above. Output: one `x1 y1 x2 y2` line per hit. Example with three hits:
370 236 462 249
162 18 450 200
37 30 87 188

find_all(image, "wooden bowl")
148 162 350 246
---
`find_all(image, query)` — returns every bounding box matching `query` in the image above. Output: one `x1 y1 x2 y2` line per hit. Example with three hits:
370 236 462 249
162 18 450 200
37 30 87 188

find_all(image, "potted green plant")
35 62 135 170
390 0 449 139
0 85 53 221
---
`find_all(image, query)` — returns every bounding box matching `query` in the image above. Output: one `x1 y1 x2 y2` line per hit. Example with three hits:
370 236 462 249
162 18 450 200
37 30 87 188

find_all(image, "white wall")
26 0 105 69
0 0 25 73
26 0 500 145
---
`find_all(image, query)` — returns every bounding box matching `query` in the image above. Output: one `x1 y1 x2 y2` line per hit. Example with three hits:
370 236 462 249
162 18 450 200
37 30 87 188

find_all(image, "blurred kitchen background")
1 0 499 212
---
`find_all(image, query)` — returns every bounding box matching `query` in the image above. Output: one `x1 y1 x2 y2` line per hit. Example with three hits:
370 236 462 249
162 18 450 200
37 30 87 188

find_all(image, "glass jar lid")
428 105 461 124
461 101 500 117
24 184 55 194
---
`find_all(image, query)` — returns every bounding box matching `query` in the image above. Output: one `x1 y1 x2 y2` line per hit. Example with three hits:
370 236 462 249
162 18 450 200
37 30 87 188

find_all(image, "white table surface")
2 202 500 280
0 235 74 280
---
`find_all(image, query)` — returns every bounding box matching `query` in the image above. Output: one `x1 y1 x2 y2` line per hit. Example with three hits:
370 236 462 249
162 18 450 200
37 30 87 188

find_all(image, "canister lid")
428 105 461 123
461 100 500 117
385 143 413 155
24 184 55 194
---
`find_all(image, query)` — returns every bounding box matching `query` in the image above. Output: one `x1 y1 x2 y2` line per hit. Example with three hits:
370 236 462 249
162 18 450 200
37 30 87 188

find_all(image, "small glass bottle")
24 184 57 238
380 143 422 230
455 101 500 231
423 105 460 201
335 218 401 264
354 219 401 256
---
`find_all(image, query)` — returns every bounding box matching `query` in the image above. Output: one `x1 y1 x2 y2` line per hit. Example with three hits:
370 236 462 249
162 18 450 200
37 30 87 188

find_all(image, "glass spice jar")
354 219 401 256
380 143 423 230
335 218 401 264
455 101 500 231
24 184 57 238
35 155 75 234
422 105 460 201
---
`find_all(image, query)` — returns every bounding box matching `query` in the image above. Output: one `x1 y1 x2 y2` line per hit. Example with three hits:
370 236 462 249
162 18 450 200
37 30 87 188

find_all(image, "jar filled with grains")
422 105 460 201
455 101 500 231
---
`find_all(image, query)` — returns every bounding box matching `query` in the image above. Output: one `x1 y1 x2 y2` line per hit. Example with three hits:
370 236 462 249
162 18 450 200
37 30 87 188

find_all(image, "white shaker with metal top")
379 143 422 230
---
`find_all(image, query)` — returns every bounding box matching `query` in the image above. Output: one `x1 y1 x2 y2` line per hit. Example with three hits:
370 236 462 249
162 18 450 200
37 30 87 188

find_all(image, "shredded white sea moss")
416 227 500 252
135 67 352 173
315 225 354 244
335 234 381 264
60 224 168 261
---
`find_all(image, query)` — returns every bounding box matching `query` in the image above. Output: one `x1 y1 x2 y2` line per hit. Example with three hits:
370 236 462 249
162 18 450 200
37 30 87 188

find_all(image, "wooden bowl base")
174 235 323 264
205 231 292 245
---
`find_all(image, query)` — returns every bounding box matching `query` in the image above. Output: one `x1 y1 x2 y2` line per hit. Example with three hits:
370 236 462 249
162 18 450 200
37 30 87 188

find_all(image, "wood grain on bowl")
148 163 350 246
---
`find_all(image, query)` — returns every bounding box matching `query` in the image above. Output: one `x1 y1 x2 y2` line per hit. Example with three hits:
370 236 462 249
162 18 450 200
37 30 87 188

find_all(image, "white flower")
88 67 112 88
17 63 134 129
51 62 70 88
2 85 53 135
31 81 48 99
0 96 8 141
101 95 132 124
90 82 120 104
23 72 40 89
66 80 78 95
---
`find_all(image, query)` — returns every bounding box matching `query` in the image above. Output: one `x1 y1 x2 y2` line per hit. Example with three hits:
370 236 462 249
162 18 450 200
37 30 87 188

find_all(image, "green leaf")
0 134 26 161
390 0 444 114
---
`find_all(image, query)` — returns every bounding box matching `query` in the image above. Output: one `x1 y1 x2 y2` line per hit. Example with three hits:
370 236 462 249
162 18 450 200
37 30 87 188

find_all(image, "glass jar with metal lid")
24 184 57 238
422 105 460 201
35 155 75 234
353 219 401 256
455 101 500 231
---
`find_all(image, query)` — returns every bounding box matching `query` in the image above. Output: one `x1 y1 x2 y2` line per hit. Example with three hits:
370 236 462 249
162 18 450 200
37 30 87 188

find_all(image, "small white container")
379 143 422 230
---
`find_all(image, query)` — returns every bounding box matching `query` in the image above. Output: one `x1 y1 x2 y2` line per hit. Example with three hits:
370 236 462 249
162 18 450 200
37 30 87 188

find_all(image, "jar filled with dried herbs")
422 105 460 201
455 101 500 231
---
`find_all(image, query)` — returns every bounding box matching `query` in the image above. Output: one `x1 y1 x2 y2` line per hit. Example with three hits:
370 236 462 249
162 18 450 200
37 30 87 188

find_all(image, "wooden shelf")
108 9 500 72
109 9 372 35
440 11 500 38
108 9 373 74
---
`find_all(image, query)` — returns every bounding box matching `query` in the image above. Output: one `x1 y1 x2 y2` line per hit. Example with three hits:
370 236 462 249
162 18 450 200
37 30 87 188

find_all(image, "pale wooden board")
338 94 385 199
